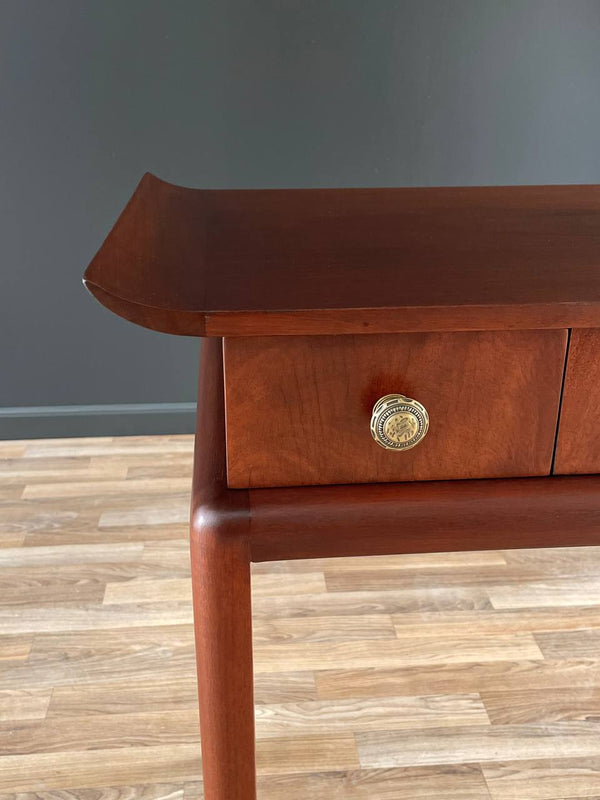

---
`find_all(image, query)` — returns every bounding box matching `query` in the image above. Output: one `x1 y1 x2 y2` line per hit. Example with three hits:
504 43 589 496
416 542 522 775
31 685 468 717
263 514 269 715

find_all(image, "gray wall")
2 0 600 437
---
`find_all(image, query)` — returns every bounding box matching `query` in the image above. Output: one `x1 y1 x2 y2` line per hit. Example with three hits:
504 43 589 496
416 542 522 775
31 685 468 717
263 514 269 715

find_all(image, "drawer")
223 330 568 489
554 329 600 474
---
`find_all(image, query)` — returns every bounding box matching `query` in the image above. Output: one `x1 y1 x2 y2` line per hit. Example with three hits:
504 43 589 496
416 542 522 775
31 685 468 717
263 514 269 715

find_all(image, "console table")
84 174 600 799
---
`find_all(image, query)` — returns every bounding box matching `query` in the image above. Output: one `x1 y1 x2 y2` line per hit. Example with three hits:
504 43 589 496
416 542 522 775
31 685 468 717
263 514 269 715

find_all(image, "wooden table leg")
189 338 257 798
190 519 256 800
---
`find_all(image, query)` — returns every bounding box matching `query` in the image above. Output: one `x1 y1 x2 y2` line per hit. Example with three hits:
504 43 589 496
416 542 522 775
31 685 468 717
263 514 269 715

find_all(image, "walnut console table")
84 174 600 799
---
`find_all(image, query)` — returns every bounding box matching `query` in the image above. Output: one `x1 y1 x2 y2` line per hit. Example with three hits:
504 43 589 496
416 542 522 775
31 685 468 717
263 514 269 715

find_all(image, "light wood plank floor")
2 435 600 799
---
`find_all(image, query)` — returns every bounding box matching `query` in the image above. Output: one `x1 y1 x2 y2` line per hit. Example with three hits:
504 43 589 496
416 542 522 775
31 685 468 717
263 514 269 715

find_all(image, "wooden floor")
2 436 600 799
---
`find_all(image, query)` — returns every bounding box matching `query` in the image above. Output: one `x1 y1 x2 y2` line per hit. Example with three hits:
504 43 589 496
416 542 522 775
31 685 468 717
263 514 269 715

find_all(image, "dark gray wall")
2 0 600 436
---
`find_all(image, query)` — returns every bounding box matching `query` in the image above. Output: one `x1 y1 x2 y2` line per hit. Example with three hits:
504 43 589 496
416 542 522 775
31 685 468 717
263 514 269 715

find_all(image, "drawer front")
555 329 600 474
224 330 567 489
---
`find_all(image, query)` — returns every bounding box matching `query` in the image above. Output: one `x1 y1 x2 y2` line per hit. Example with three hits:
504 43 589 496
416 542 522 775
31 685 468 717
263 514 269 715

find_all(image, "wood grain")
0 745 202 793
0 709 201 755
555 328 600 475
0 542 143 568
391 607 600 638
487 577 600 609
4 434 600 797
252 765 491 800
84 174 600 337
22 476 191 500
189 337 256 800
250 550 507 575
316 659 600 701
253 693 489 736
251 614 396 644
44 672 315 718
356 723 600 769
535 629 600 659
482 756 600 800
0 635 32 662
252 633 543 673
255 735 360 775
224 330 567 488
248 474 600 562
481 687 600 724
0 689 51 722
252 586 493 619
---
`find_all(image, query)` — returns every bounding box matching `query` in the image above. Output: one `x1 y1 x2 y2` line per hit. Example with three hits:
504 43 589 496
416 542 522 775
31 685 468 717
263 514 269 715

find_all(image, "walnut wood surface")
189 338 256 800
224 330 567 488
248 475 600 562
84 174 600 337
554 328 600 475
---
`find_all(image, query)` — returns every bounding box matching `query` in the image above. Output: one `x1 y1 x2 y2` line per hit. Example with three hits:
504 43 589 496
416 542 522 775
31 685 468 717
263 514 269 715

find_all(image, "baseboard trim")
0 403 197 439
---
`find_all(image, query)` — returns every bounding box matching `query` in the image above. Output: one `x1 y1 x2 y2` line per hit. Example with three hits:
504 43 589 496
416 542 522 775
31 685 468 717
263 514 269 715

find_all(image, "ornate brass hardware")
370 394 429 451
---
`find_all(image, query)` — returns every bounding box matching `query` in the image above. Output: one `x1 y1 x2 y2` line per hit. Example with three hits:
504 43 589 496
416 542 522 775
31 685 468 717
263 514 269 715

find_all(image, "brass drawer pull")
370 394 429 451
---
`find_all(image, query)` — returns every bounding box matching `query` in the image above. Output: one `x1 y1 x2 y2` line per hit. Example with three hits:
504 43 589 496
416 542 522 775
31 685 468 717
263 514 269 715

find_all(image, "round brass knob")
370 394 429 451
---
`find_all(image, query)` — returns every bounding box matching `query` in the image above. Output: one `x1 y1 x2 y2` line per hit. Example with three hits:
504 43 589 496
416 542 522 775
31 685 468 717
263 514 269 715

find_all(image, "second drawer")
223 330 568 489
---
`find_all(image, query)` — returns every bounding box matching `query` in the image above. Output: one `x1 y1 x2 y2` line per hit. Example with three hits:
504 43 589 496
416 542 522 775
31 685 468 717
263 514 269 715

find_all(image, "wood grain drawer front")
223 330 568 489
555 329 600 474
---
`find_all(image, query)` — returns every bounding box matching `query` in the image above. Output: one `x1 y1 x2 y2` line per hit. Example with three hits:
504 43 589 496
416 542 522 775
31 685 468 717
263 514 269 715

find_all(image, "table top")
84 173 600 336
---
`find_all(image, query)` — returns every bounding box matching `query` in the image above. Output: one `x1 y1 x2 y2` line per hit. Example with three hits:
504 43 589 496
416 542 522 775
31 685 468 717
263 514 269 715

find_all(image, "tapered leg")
190 522 256 800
